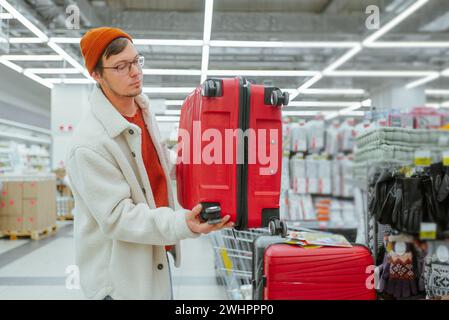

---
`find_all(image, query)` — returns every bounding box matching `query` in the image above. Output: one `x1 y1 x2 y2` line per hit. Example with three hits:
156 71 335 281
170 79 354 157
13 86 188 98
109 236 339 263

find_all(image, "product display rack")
354 122 449 299
0 119 52 175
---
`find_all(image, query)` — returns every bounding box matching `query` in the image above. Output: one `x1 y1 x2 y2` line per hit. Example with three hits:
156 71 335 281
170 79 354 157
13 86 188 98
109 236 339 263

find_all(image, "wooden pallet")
57 214 74 221
0 224 58 241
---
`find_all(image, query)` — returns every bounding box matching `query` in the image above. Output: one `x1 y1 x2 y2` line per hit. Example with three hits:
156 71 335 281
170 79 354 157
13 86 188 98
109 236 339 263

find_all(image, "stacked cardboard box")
0 178 57 232
53 168 73 198
53 168 66 180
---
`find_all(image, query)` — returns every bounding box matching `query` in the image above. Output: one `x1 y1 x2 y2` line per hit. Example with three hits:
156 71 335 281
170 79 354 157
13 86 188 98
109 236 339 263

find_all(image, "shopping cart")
209 228 270 300
209 223 342 300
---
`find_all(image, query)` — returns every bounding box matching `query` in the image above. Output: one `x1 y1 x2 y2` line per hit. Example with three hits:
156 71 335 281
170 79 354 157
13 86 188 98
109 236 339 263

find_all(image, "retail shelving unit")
0 119 51 174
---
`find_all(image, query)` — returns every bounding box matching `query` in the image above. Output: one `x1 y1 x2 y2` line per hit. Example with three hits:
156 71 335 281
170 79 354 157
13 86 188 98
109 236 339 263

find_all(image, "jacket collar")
90 84 152 138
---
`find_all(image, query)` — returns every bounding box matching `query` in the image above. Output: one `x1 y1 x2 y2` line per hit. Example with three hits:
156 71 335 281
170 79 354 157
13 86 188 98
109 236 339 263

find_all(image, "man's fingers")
218 215 231 228
220 215 230 223
190 204 202 218
223 221 234 228
192 213 234 234
211 215 232 230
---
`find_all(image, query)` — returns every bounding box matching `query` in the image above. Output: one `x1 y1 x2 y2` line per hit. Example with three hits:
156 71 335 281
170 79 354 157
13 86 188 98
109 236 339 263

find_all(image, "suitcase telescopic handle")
270 89 289 107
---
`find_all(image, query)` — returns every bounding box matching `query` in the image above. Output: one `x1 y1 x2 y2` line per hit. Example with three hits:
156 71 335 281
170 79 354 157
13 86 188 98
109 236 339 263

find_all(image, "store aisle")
170 235 227 300
0 221 227 300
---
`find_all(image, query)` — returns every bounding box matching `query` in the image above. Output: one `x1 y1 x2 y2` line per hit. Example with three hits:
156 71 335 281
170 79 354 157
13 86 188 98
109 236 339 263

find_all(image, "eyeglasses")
103 55 145 75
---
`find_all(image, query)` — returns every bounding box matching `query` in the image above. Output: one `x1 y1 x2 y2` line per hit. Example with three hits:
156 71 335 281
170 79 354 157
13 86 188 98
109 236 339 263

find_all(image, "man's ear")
91 71 102 83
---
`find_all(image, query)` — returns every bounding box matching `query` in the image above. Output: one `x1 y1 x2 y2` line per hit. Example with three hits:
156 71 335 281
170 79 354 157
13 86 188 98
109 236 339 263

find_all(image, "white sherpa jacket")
66 85 199 300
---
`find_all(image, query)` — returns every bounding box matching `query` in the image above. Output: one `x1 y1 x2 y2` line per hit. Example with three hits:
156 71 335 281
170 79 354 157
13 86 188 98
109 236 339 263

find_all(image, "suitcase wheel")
270 90 289 107
201 79 223 97
268 218 287 236
281 220 287 237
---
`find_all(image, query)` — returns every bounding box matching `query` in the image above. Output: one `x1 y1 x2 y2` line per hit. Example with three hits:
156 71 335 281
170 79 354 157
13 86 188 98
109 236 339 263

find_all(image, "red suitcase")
253 236 377 300
176 77 289 229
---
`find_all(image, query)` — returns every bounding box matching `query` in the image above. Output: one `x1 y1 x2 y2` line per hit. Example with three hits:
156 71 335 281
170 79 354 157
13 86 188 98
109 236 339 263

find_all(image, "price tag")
420 222 437 240
443 151 449 167
414 150 431 167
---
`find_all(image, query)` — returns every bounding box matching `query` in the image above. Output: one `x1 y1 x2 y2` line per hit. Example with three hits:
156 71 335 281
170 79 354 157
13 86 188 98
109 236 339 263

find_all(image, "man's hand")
185 204 234 234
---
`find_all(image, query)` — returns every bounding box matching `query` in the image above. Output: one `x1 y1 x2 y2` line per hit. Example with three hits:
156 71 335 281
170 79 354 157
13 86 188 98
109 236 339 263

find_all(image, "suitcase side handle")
200 203 223 225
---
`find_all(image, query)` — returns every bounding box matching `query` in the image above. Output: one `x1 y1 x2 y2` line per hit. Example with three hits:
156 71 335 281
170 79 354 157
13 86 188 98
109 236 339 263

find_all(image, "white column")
370 82 426 111
51 84 94 169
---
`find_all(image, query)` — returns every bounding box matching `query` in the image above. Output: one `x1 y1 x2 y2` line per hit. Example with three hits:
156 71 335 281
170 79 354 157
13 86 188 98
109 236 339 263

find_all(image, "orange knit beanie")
80 27 133 75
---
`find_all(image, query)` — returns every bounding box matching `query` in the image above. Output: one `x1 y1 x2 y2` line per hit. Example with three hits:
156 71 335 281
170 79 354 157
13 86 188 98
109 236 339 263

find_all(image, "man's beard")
107 82 142 98
124 87 142 97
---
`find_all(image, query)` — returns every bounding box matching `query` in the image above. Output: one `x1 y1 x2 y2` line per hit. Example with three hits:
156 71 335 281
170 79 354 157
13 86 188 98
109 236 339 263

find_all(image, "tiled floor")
0 221 227 300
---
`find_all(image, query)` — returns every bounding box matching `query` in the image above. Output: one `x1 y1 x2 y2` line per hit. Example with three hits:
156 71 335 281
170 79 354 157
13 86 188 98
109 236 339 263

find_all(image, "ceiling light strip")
23 70 53 89
0 56 23 73
45 78 95 84
200 0 214 83
326 70 437 77
300 88 365 95
406 73 440 89
323 44 362 74
1 55 63 61
25 68 80 74
209 40 360 48
143 87 195 93
165 100 184 106
366 41 449 48
0 12 13 19
1 0 91 83
0 56 53 89
0 0 48 41
142 69 202 76
155 116 180 122
426 89 449 96
290 74 323 100
288 101 361 108
290 0 431 98
207 70 319 77
9 37 45 44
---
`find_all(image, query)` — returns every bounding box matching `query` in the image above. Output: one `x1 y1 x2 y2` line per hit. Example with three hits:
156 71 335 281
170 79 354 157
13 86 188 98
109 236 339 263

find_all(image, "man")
66 27 233 300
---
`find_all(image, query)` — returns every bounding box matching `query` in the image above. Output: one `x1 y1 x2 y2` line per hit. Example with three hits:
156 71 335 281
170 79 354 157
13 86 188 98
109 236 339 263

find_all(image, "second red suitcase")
253 236 377 300
176 77 289 229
